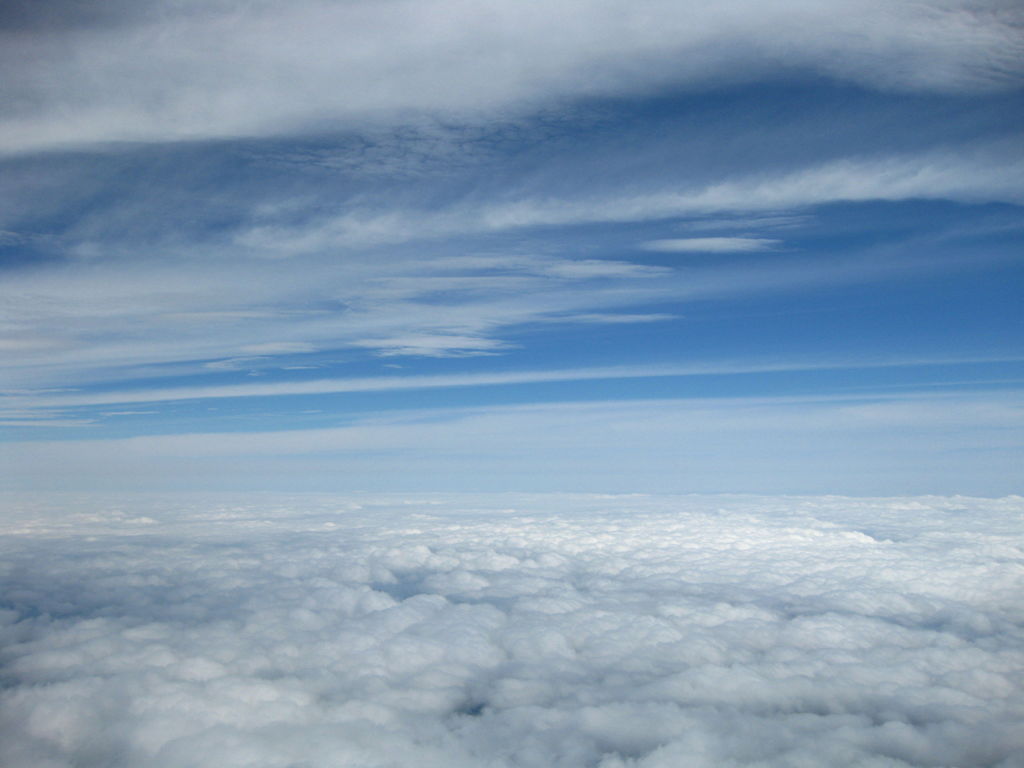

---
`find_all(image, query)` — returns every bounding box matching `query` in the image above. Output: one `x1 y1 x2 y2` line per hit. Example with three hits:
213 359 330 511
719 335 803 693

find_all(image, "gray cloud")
1 493 1022 767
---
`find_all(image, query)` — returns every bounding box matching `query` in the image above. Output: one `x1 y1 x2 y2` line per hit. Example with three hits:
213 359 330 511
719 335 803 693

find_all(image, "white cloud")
0 251 681 389
543 313 677 324
236 146 1024 252
673 214 812 232
7 355 1019 411
0 208 1015 393
237 342 318 356
641 237 780 253
1 1 1021 153
0 419 96 427
1 492 1021 767
1 125 1019 396
351 334 514 358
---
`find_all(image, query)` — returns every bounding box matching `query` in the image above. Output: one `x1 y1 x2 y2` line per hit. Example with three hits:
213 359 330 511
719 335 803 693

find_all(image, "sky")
2 7 1023 764
2 0 1023 494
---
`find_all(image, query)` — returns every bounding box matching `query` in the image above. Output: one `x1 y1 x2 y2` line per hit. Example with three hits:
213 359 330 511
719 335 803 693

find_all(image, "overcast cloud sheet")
2 494 1022 767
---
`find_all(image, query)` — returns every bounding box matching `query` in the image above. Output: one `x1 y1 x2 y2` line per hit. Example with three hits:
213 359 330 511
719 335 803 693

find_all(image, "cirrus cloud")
640 237 780 253
0 0 1021 153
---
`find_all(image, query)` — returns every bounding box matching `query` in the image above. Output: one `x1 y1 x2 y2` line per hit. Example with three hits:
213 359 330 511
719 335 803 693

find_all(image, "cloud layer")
2 0 1022 153
1 493 1022 767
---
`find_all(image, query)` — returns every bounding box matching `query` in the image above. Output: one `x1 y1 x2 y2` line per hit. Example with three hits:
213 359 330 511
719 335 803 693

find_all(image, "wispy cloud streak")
7 356 1023 411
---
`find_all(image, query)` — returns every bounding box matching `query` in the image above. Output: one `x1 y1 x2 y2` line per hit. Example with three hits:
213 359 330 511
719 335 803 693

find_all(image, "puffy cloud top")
2 493 1022 766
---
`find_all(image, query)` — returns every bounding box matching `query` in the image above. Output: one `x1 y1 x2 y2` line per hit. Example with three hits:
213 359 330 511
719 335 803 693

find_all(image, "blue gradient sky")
1 0 1022 493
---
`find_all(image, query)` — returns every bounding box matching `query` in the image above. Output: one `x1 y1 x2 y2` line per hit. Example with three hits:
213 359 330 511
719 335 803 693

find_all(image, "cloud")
641 237 780 253
1 0 1021 153
237 342 318 356
1 493 1022 767
0 77 1019 396
1 181 1015 394
673 214 812 232
7 355 1020 411
543 313 677 325
0 251 682 389
351 334 514 358
0 419 96 427
235 146 1024 252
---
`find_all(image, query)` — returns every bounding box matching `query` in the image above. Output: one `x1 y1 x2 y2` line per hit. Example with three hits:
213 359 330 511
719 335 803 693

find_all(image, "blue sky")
1 0 1022 493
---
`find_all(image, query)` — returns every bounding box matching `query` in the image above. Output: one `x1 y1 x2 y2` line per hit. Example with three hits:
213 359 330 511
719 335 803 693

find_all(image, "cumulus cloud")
1 493 1022 767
